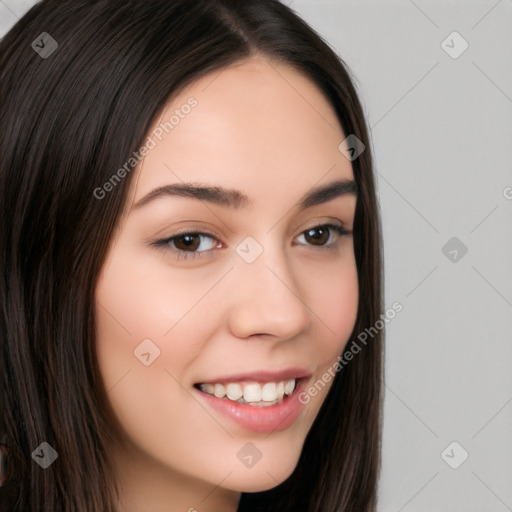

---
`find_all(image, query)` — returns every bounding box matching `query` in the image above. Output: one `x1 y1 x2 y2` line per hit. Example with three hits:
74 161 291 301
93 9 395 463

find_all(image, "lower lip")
195 379 308 433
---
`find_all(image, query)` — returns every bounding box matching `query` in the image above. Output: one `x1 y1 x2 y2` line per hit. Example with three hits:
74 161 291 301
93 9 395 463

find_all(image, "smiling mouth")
194 378 299 407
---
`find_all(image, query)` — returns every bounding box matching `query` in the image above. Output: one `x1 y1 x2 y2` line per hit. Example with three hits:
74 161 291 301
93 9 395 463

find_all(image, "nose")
227 241 312 341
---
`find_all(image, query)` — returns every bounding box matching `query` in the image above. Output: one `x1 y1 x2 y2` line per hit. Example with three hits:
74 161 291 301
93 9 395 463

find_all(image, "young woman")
0 1 384 510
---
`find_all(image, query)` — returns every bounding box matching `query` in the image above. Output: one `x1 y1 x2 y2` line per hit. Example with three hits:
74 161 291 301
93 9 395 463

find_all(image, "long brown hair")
0 1 383 510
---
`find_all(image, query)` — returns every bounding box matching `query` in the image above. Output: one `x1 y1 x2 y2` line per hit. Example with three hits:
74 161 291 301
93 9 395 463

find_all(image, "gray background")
1 1 511 510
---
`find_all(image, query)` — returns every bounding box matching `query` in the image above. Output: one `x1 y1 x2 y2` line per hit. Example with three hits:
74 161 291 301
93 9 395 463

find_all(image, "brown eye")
155 232 220 256
173 234 201 252
295 224 347 248
303 226 330 246
151 230 222 261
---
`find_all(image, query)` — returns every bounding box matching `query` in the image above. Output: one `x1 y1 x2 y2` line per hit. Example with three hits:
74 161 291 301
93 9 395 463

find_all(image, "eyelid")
149 227 223 261
294 223 349 246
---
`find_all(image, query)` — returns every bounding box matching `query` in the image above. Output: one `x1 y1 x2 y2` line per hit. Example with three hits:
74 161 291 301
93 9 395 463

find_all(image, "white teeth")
226 383 243 400
199 378 296 404
261 382 276 401
243 383 262 402
276 381 285 400
213 383 225 398
284 379 295 395
200 383 214 394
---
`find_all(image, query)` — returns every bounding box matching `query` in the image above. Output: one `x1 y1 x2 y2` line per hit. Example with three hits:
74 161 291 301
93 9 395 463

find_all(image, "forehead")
132 56 353 205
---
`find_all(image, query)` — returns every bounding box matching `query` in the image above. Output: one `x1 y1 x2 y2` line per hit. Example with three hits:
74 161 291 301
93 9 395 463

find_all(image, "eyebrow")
132 178 357 211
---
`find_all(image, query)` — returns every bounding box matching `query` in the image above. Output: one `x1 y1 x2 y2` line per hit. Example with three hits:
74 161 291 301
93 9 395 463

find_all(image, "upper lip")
195 367 312 384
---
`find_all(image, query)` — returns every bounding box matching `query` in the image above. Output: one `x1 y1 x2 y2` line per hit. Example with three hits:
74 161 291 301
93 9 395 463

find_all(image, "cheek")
93 245 230 423
95 246 215 340
297 250 359 417
93 250 211 447
94 242 229 378
304 248 359 355
319 262 358 342
94 260 220 477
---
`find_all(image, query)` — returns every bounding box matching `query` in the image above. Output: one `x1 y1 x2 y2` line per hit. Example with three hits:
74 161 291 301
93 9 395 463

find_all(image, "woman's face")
95 56 358 503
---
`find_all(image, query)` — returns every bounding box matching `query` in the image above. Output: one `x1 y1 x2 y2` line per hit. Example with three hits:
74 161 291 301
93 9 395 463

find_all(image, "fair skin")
95 55 358 512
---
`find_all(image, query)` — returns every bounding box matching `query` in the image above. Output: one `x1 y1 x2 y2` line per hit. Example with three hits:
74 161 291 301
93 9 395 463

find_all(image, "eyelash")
151 223 350 261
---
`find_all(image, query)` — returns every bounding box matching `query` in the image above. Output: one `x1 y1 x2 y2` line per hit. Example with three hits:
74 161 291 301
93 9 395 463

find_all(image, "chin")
223 454 299 493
